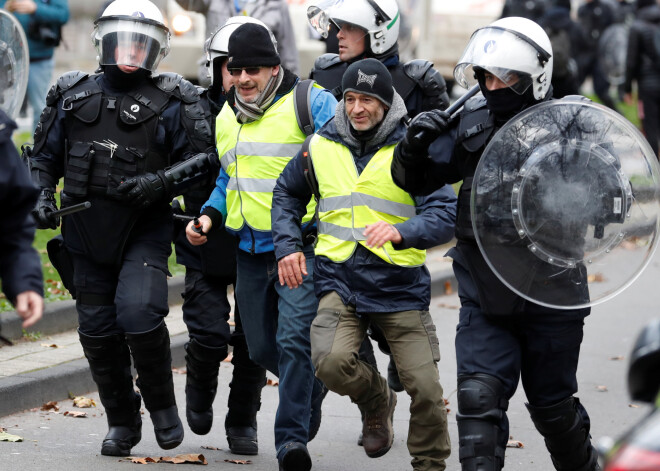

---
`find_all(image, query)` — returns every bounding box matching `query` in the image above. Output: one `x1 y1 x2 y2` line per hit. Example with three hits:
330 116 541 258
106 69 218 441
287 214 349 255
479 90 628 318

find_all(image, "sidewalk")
0 246 456 418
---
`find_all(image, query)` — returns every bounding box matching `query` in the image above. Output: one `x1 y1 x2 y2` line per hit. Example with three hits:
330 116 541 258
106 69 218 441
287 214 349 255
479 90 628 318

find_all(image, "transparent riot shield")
471 97 660 309
0 9 29 120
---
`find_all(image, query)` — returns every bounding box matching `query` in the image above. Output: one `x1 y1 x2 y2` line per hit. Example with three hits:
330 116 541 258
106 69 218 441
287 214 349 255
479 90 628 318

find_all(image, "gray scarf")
234 67 285 123
334 90 408 154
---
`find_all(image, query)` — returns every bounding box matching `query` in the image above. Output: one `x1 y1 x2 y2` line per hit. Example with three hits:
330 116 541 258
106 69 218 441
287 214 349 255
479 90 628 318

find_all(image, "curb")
0 268 456 418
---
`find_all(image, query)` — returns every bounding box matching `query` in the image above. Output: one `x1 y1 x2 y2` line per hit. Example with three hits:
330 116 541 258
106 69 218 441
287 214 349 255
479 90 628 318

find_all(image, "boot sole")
227 437 259 455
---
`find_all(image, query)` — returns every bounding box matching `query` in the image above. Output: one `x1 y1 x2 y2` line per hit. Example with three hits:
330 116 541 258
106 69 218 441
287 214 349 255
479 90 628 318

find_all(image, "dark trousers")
73 237 171 336
640 87 660 157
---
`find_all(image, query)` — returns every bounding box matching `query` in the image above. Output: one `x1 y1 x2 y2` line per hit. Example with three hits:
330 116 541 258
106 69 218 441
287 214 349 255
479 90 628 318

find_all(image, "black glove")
116 171 171 209
402 109 451 158
32 189 60 230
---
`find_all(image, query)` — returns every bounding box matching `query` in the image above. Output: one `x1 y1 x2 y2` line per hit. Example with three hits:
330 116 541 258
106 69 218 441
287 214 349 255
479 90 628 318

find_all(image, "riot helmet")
454 16 553 100
92 0 170 73
205 16 277 84
307 0 400 56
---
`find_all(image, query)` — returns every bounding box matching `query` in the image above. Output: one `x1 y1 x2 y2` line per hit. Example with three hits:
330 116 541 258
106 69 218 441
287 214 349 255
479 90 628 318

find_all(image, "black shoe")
101 424 142 456
387 358 404 393
308 383 328 442
151 406 184 450
226 425 258 455
278 442 311 471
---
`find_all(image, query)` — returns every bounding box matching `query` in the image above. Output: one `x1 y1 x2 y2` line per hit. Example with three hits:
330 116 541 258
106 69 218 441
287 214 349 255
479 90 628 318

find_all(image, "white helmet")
307 0 400 55
454 17 553 100
92 0 170 73
204 16 277 82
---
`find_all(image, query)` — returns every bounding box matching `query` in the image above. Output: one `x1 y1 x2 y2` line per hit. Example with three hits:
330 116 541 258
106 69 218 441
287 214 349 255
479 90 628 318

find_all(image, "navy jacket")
272 112 457 314
0 110 43 301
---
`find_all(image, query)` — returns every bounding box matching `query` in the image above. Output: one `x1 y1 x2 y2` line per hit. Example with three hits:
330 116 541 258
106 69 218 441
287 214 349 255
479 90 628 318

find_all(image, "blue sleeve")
393 183 457 251
159 101 197 164
34 0 70 24
271 151 313 260
201 168 229 219
310 87 338 131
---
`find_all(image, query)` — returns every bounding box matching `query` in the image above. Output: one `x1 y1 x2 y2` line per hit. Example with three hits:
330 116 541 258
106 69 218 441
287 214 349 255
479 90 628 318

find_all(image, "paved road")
2 253 659 470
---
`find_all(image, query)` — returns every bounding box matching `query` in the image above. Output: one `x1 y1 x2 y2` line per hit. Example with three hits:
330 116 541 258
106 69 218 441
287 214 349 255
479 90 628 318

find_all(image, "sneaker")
362 389 397 458
278 441 311 471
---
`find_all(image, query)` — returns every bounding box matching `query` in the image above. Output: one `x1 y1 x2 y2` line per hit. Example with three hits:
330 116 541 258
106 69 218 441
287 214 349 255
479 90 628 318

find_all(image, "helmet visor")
454 27 543 95
94 18 170 72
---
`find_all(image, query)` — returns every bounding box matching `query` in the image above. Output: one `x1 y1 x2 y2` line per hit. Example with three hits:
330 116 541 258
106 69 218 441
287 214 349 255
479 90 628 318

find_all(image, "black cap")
341 58 394 107
227 23 280 69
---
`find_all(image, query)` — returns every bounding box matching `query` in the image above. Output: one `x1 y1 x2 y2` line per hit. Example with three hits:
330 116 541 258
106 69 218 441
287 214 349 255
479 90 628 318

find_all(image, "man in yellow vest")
272 58 456 470
185 22 337 471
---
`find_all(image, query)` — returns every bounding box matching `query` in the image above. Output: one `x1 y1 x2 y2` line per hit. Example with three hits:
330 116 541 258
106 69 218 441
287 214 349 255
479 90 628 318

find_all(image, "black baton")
51 201 92 218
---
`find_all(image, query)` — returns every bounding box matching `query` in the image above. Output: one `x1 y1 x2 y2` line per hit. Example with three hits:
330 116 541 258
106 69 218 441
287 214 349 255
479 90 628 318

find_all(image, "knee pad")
527 397 597 471
456 374 509 471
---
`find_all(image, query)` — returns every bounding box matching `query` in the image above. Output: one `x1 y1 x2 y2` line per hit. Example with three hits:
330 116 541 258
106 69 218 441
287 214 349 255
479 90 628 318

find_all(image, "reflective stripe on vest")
310 135 426 266
215 91 315 232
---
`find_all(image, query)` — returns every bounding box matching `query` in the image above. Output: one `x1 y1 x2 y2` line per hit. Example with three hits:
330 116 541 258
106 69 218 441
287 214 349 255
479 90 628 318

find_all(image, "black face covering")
103 65 150 93
481 85 535 121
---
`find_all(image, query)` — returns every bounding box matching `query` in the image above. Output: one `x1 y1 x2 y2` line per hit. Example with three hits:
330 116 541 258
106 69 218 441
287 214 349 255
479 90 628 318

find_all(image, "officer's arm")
33 0 69 24
391 184 457 251
272 152 312 261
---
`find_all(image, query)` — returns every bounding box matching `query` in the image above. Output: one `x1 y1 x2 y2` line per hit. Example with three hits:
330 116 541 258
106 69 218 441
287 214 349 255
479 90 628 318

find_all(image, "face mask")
481 85 534 121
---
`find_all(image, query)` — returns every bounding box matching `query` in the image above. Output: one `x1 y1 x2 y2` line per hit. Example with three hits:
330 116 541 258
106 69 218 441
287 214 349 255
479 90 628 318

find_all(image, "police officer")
174 17 273 455
28 0 219 457
392 17 600 471
307 0 450 397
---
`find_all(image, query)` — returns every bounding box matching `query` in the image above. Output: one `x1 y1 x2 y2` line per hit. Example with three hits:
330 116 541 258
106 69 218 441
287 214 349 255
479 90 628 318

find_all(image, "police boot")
527 397 600 471
456 374 509 471
225 334 266 455
78 331 142 457
185 339 228 435
126 322 184 450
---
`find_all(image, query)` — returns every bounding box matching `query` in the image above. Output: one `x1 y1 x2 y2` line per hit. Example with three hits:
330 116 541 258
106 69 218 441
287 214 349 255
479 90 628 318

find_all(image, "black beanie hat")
227 23 280 69
636 0 656 10
341 58 394 107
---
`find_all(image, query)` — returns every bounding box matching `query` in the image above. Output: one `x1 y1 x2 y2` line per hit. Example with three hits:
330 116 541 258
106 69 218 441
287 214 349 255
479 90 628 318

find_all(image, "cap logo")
131 11 145 18
356 69 376 88
484 40 497 54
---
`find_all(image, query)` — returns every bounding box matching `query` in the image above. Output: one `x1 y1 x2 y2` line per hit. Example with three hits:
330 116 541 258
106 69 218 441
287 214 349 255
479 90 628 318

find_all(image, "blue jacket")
0 110 43 301
201 76 337 254
272 107 457 313
0 0 70 60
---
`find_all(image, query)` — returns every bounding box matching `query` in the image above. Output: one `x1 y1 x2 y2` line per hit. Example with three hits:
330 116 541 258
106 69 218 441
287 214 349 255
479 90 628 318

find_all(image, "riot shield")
471 97 660 309
599 24 628 86
0 9 29 120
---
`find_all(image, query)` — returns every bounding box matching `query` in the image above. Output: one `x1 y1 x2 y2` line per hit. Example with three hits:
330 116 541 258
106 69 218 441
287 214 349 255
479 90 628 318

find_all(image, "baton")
173 213 195 222
173 213 206 234
50 201 91 218
413 84 481 140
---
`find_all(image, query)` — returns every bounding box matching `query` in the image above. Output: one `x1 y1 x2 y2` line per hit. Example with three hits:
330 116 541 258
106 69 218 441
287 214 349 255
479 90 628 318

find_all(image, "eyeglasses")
228 67 263 76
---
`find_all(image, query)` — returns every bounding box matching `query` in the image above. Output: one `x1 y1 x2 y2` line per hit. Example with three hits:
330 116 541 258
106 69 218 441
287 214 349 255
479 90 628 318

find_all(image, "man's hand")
278 252 308 289
117 172 170 209
15 291 44 328
6 0 37 14
186 215 212 245
32 189 59 229
402 109 451 157
364 221 402 249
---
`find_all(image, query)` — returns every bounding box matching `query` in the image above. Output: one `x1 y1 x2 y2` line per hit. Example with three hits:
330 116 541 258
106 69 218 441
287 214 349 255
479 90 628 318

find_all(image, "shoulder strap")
301 133 320 245
294 79 316 137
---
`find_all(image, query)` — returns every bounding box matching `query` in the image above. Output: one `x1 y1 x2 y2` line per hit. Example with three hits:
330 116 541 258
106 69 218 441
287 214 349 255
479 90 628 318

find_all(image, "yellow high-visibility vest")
309 134 426 266
215 90 315 232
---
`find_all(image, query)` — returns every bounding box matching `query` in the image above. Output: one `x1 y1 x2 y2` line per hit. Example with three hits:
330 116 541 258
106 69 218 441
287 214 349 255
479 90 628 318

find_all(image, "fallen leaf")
160 454 207 465
223 353 233 363
437 303 460 309
629 404 639 408
266 378 279 387
506 440 524 448
40 343 59 348
172 368 187 375
0 431 23 442
610 356 624 361
444 280 453 295
587 273 605 283
224 459 252 465
41 401 59 411
123 456 156 464
596 385 608 392
73 396 96 408
64 411 87 418
201 446 222 450
228 321 236 327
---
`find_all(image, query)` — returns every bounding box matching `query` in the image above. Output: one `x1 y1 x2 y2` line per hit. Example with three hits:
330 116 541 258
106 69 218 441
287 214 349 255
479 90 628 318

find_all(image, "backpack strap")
301 134 320 246
294 79 316 137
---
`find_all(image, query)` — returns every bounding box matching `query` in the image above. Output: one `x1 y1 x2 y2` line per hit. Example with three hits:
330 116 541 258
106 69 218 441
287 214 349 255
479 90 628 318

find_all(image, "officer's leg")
640 88 660 157
73 254 141 456
117 239 184 450
181 269 230 435
522 312 599 471
226 289 267 455
593 60 617 110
